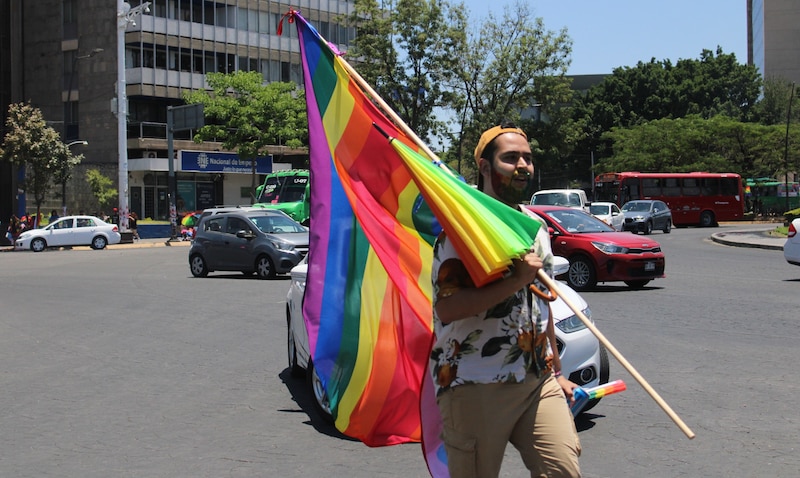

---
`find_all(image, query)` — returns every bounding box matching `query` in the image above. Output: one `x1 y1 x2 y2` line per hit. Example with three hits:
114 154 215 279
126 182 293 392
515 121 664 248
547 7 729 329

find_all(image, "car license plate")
645 262 655 271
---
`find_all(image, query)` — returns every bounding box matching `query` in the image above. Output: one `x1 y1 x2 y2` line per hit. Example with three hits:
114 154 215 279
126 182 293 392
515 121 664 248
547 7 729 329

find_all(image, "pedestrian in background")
128 212 140 240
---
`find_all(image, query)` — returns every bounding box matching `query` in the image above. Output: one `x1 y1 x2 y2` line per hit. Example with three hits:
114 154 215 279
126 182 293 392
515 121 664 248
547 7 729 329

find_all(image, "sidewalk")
709 227 785 251
0 236 191 252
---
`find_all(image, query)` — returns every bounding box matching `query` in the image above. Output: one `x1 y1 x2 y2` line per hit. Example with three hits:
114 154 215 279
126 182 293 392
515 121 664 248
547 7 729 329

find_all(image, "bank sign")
180 150 273 174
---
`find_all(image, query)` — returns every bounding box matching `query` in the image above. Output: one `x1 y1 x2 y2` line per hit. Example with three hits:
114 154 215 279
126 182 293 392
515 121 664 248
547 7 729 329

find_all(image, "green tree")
597 115 800 180
183 71 308 200
751 77 800 126
446 1 575 183
0 102 70 226
345 0 467 143
85 169 118 212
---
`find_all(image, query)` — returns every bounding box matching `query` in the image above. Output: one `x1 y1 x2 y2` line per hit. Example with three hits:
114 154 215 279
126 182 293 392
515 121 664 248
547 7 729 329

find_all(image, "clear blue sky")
460 0 748 75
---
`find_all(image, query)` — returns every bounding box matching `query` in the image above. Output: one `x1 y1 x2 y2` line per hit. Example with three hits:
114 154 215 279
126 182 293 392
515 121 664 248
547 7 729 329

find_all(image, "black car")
188 209 308 279
621 200 672 234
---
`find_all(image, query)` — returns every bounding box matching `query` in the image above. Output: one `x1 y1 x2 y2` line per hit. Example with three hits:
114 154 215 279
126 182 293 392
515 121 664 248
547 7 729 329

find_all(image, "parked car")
286 255 610 422
531 189 590 211
14 215 121 251
784 217 800 266
621 200 672 234
188 208 308 279
589 201 624 231
525 205 666 290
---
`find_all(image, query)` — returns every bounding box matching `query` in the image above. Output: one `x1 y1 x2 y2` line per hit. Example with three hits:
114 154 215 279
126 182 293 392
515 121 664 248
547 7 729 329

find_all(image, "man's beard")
490 164 535 205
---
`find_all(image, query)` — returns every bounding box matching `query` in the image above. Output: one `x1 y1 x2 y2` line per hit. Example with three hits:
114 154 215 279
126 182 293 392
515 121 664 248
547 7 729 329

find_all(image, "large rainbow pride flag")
284 9 543 474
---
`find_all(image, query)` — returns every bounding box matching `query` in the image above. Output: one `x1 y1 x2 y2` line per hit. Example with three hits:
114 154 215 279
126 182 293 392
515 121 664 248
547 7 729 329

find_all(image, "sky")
460 0 749 75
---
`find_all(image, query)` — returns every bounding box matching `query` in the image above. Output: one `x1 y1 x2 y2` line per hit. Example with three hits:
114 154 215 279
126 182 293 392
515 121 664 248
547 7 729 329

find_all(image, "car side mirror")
236 230 256 240
548 226 559 236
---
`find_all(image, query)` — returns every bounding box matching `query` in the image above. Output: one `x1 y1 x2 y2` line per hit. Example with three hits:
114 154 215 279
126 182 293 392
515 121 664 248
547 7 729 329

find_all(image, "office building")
1 0 354 225
748 0 800 84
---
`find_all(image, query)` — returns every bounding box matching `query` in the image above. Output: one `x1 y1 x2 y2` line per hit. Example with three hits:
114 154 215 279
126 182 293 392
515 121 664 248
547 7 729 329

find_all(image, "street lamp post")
116 1 150 230
784 82 796 214
63 140 88 216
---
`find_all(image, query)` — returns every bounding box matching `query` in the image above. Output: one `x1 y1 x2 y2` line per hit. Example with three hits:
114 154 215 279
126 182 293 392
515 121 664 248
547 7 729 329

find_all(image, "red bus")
593 172 745 227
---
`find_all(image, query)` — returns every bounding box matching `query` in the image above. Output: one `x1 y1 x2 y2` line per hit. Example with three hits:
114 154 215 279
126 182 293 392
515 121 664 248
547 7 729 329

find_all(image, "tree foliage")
85 168 118 211
345 0 466 143
0 102 72 224
184 71 308 195
598 115 800 180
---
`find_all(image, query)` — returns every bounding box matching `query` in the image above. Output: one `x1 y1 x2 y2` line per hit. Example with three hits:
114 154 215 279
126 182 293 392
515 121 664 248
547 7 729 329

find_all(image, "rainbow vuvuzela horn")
570 379 627 417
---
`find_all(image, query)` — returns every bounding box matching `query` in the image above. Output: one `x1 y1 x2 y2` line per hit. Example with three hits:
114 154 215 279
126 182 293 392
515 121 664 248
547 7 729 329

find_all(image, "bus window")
662 177 681 197
642 178 661 196
681 178 700 196
720 178 739 196
701 178 719 196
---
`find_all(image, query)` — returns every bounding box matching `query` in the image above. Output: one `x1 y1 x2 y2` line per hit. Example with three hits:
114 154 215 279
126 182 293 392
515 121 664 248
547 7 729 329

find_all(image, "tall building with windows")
1 0 354 224
748 0 800 84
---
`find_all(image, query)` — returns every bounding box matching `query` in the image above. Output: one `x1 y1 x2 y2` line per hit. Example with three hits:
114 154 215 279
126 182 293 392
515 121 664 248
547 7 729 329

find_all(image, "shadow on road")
278 369 358 442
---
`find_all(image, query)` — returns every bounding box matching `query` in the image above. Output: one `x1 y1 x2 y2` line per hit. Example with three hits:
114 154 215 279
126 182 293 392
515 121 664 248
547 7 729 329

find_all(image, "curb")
709 229 785 251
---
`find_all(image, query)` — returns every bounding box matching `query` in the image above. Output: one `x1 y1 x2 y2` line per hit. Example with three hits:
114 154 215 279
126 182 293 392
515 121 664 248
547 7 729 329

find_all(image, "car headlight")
556 307 592 333
592 241 628 254
271 239 295 252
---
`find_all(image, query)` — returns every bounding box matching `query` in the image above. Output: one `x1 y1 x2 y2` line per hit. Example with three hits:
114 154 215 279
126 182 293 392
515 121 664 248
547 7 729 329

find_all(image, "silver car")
189 209 308 279
621 200 673 234
286 256 610 422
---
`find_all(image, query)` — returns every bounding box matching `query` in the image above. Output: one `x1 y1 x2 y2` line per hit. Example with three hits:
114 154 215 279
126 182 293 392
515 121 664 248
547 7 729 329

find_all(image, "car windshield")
545 209 614 233
250 215 306 234
533 192 581 207
589 204 610 215
622 202 652 212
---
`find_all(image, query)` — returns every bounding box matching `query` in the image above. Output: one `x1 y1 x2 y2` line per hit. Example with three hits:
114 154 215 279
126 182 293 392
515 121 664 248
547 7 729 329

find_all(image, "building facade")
748 0 800 84
1 0 354 227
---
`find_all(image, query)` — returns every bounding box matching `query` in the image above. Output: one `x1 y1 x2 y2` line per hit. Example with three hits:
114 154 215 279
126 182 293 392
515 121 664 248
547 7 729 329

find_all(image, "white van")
530 189 590 211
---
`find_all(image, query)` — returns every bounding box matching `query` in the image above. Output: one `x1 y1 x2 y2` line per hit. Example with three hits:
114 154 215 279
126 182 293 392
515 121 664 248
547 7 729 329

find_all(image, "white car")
589 201 624 231
784 217 800 266
286 256 609 421
14 215 121 252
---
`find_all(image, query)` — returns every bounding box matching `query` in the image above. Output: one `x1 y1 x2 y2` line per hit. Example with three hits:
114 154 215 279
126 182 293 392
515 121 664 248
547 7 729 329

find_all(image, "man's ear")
478 158 491 178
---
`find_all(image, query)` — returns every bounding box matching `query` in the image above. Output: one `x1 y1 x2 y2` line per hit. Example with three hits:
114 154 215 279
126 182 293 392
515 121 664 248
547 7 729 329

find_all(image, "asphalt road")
0 224 798 477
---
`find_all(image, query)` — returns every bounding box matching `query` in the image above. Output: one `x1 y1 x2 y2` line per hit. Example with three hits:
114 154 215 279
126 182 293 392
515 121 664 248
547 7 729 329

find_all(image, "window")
681 178 700 196
226 217 251 234
642 178 661 196
662 178 681 197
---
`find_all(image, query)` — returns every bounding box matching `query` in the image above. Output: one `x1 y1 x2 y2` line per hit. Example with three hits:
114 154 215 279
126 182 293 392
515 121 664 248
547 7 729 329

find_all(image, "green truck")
254 170 310 225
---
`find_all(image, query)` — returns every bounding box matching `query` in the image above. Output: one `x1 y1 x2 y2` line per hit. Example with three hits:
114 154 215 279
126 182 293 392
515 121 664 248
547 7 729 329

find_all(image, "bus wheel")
699 211 715 227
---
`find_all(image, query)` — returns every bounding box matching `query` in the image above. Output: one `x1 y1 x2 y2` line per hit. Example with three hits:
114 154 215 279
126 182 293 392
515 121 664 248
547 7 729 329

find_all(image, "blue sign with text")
180 150 273 174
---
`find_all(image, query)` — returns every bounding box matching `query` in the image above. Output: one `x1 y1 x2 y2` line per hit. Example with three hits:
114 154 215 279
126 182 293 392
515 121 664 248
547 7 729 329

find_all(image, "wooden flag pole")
536 271 696 439
338 38 695 440
338 58 443 165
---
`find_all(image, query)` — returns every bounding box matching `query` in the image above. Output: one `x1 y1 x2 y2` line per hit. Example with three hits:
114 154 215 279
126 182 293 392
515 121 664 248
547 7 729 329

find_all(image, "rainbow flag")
286 9 544 473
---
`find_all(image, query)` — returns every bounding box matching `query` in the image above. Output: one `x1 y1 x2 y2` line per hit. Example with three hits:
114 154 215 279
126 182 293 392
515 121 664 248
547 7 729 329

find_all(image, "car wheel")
31 238 47 252
580 345 610 414
699 211 715 227
306 359 334 424
663 219 672 233
287 311 304 378
255 255 276 279
189 254 209 277
567 256 596 291
643 221 653 235
91 235 107 250
624 279 650 289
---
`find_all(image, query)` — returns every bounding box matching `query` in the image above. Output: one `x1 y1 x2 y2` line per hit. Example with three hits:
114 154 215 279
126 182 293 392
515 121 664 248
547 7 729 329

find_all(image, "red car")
524 205 666 290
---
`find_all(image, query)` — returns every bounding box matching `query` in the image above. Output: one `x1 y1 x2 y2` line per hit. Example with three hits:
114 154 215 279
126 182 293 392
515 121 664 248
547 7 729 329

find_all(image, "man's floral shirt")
430 222 554 397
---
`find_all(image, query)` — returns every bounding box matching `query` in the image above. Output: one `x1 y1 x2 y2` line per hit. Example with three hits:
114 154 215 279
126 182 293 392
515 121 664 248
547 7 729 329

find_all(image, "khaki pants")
437 374 581 478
